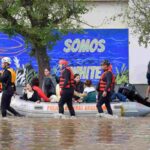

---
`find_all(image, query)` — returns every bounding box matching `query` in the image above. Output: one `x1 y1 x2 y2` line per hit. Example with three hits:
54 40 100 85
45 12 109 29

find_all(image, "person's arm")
104 72 112 92
13 84 16 92
0 70 10 82
62 69 71 88
96 79 100 92
79 82 84 93
33 91 41 102
79 88 87 97
22 93 28 100
80 93 87 97
33 86 50 102
55 75 60 83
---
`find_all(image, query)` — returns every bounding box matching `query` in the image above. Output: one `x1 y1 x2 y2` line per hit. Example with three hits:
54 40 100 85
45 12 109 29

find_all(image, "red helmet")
59 59 68 66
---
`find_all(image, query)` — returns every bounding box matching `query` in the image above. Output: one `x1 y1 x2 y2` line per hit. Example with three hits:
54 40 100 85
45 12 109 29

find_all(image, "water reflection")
96 120 113 143
0 117 149 150
0 121 13 150
58 120 76 150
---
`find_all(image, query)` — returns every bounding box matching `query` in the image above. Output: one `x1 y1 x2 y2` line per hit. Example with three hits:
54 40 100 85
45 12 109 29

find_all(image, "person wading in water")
0 57 22 118
96 60 115 116
58 59 75 117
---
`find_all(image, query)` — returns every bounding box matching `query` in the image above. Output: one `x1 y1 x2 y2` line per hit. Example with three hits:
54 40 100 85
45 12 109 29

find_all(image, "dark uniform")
42 75 59 97
73 81 84 101
97 71 115 115
59 67 75 116
0 68 19 117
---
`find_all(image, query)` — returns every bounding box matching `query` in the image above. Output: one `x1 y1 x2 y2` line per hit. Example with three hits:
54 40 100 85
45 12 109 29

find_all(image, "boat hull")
3 95 150 117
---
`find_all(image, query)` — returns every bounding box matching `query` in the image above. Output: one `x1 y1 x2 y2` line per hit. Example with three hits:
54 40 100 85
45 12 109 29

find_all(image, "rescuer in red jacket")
58 59 75 116
96 60 115 115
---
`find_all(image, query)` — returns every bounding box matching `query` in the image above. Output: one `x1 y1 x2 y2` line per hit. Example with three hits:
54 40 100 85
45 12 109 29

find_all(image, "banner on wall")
0 29 128 85
49 29 129 85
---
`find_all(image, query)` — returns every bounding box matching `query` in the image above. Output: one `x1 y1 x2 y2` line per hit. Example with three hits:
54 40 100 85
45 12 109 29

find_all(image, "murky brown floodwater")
0 116 150 150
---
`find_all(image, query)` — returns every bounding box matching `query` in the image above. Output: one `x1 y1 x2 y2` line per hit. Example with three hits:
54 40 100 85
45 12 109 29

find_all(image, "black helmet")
101 60 110 66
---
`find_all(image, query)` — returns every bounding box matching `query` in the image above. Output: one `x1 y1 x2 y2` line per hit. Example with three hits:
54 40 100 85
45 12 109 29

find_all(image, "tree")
127 0 150 47
0 0 88 83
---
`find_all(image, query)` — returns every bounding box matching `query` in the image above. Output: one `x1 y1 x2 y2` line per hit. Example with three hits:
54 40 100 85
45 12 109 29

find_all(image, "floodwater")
0 116 150 150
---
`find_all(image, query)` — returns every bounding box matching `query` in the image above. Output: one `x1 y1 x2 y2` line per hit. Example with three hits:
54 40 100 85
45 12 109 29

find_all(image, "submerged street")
0 116 150 150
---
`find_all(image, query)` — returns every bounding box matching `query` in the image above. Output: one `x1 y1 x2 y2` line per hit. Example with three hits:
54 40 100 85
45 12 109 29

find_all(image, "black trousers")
59 88 75 116
97 91 113 115
1 88 19 117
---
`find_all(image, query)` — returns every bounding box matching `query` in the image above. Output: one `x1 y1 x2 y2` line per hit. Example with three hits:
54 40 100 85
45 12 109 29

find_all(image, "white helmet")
1 57 11 64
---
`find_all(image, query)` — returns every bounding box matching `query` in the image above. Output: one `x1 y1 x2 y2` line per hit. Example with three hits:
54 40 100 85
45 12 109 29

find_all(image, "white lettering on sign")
63 39 106 53
71 66 102 80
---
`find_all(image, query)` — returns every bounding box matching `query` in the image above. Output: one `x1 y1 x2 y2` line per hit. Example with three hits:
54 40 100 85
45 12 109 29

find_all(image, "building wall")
129 31 150 84
81 1 128 28
80 0 149 84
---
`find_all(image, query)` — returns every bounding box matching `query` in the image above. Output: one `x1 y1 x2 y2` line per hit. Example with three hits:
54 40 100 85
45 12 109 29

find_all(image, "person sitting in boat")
31 77 51 102
96 60 115 115
119 83 150 107
111 90 127 102
111 83 127 102
81 80 97 103
73 74 84 102
0 57 22 117
42 68 59 98
22 83 41 103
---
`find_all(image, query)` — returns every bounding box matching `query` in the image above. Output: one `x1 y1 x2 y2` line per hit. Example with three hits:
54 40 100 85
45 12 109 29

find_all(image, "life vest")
59 67 75 88
99 71 115 92
7 68 16 84
0 68 16 90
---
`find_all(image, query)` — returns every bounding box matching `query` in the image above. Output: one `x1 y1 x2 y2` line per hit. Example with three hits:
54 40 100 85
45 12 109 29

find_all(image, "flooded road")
0 117 150 150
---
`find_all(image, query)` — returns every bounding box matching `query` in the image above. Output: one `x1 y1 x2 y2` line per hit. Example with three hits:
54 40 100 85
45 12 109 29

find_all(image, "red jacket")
33 86 49 102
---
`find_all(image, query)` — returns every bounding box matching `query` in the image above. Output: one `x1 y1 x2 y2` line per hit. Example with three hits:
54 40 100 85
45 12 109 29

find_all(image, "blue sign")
0 33 35 69
0 29 128 85
49 29 129 84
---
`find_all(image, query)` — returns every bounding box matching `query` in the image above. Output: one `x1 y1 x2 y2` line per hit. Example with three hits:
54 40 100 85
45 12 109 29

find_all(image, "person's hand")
36 100 41 103
80 93 87 97
102 91 107 97
14 91 18 95
0 70 3 74
23 87 27 93
48 98 51 102
24 87 27 91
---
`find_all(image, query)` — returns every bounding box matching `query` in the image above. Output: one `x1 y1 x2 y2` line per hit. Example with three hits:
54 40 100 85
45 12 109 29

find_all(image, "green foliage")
25 67 37 84
0 0 88 52
115 64 129 84
126 0 150 47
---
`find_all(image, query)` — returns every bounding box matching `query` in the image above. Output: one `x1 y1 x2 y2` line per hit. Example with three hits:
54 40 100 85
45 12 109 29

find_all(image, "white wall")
81 1 128 28
81 1 150 84
79 1 150 84
129 31 150 84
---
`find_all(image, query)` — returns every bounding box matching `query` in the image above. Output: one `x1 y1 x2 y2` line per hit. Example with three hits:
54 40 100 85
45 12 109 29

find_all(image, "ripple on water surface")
0 116 150 150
